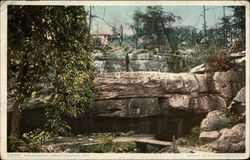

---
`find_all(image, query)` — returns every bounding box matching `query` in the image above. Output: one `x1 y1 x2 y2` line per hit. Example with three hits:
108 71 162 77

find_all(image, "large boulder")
209 123 245 153
199 131 220 143
90 98 160 118
200 110 230 131
213 70 244 101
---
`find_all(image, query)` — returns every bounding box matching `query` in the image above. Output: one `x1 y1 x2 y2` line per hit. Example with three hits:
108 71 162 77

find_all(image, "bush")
72 133 138 153
96 133 115 143
167 44 234 73
166 56 194 73
8 129 53 152
72 141 138 153
205 49 233 72
8 136 27 152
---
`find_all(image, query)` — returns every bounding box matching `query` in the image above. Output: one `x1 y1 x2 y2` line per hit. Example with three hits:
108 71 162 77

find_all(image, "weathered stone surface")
200 110 230 131
228 87 246 119
8 95 51 112
159 94 227 112
128 52 168 72
213 70 244 100
8 70 243 115
90 98 160 118
92 50 169 73
233 87 245 103
199 131 220 143
92 51 126 73
97 70 244 100
230 51 246 58
209 123 245 153
190 64 208 74
97 72 206 100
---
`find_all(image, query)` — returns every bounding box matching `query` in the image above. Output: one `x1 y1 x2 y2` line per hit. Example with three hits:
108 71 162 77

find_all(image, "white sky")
87 6 234 35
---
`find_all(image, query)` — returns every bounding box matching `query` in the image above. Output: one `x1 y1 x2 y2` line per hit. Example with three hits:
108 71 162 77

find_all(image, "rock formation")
92 50 169 73
210 123 245 153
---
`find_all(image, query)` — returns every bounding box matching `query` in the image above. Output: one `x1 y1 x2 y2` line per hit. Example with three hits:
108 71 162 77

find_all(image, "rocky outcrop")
8 70 243 114
213 70 244 101
228 87 246 117
97 70 244 101
209 123 245 153
200 110 230 131
92 50 169 73
97 72 209 100
92 50 126 73
159 94 226 112
96 70 244 113
190 50 246 74
128 52 169 72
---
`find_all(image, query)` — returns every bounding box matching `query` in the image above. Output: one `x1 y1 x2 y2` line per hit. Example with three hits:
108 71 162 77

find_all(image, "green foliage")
185 126 204 145
8 5 98 146
96 133 115 144
22 129 53 152
8 136 27 152
228 6 245 40
8 129 53 152
207 122 230 131
166 56 194 73
44 107 71 136
72 133 137 153
169 26 201 48
167 44 236 73
190 126 203 138
131 6 180 50
72 141 138 153
225 111 241 127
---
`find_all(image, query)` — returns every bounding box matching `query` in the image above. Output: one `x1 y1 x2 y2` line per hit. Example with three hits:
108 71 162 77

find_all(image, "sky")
88 6 233 35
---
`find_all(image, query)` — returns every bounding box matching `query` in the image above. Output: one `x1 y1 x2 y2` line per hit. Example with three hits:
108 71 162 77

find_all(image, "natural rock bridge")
7 70 244 141
91 71 243 118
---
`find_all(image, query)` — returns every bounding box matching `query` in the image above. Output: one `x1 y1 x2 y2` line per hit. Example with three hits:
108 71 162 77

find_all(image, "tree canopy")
131 6 181 51
8 5 97 147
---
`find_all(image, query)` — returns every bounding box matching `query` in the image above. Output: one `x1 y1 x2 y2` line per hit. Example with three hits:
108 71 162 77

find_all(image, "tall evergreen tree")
131 6 181 51
228 6 245 40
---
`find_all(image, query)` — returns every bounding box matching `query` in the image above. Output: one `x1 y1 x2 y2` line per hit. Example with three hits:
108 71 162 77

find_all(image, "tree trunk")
155 22 161 52
9 55 26 146
9 97 22 144
158 14 174 52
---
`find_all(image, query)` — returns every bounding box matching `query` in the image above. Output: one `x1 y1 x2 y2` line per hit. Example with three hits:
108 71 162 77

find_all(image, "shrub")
8 129 53 152
166 56 194 73
96 133 115 144
22 129 53 152
205 49 233 72
72 141 138 153
72 133 138 153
